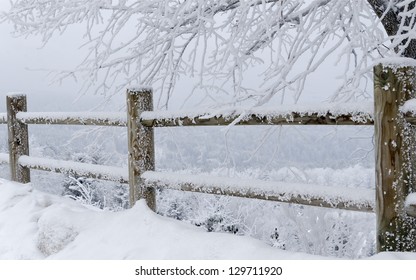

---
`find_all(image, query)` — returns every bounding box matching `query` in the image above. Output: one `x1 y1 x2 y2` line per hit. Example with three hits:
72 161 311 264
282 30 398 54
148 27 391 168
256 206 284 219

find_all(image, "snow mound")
0 178 415 259
0 179 320 259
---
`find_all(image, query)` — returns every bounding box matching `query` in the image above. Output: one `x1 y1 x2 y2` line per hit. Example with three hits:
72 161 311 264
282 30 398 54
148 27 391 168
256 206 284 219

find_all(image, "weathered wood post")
6 94 30 183
374 64 416 252
126 87 156 210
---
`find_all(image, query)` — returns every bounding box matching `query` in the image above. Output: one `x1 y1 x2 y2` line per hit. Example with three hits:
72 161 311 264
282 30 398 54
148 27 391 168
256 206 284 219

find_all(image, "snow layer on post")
18 155 128 183
141 171 375 212
128 85 153 92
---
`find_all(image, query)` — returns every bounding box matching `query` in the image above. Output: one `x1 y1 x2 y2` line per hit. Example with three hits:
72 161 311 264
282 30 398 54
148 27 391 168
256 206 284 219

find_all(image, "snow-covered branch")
2 0 416 107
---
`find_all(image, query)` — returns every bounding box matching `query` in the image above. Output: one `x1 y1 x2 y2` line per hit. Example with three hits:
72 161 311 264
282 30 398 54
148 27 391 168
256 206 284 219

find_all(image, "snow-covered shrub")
156 181 375 259
62 177 128 211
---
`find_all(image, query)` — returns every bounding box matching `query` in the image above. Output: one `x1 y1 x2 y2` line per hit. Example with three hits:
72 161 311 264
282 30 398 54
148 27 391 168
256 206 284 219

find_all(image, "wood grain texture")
374 64 416 252
127 89 155 210
6 95 30 183
140 112 374 127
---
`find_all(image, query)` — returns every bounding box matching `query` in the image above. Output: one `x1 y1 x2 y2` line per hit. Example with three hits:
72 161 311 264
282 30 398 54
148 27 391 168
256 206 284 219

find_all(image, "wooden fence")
1 64 416 253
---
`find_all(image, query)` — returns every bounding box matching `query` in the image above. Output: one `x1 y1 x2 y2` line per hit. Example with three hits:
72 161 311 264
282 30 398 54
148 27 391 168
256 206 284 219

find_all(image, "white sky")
0 2 118 112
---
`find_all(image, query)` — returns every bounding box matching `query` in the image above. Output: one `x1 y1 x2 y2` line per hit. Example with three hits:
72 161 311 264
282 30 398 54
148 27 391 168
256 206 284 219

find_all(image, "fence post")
126 87 156 210
374 64 416 252
6 94 30 183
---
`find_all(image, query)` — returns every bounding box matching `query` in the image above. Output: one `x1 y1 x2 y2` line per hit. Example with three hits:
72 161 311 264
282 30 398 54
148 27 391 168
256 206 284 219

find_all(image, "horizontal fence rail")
140 103 375 127
142 171 375 213
140 104 416 127
16 112 127 127
18 155 128 183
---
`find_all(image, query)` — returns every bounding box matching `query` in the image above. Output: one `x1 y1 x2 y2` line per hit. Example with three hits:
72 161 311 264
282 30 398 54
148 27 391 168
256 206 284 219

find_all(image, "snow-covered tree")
1 0 415 108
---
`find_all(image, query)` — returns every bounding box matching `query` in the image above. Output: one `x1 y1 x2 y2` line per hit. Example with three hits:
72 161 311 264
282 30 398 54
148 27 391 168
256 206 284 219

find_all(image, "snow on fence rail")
142 171 375 212
18 155 128 183
16 112 127 127
2 64 416 253
140 102 375 127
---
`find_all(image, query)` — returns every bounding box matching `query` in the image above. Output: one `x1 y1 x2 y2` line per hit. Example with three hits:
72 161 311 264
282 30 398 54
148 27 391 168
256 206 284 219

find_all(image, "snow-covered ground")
0 178 415 260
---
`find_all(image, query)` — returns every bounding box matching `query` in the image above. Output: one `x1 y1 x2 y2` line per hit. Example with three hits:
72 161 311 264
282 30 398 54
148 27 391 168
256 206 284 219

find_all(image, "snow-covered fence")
6 95 30 183
2 94 130 187
1 91 379 214
16 112 127 126
142 171 375 213
140 103 375 127
126 88 156 210
18 155 128 183
373 65 416 252
2 65 416 253
139 65 416 253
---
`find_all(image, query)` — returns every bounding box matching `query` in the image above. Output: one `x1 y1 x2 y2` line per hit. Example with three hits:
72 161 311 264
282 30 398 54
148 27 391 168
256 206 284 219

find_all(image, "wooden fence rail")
16 112 127 127
18 155 128 183
142 171 376 213
1 64 416 253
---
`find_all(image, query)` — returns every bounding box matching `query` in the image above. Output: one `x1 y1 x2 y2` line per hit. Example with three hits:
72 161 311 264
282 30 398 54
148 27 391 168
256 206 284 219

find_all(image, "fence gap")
374 64 416 252
6 94 30 183
126 88 156 210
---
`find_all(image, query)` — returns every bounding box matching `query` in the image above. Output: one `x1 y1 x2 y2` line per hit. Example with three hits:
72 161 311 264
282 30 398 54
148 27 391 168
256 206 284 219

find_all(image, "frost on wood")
140 102 374 127
16 112 127 127
18 155 128 183
142 171 375 212
374 64 416 252
126 89 155 209
7 95 30 183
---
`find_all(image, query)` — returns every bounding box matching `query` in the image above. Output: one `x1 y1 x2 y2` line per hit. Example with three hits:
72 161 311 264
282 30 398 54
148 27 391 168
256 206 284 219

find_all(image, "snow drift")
0 178 414 260
0 178 318 259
